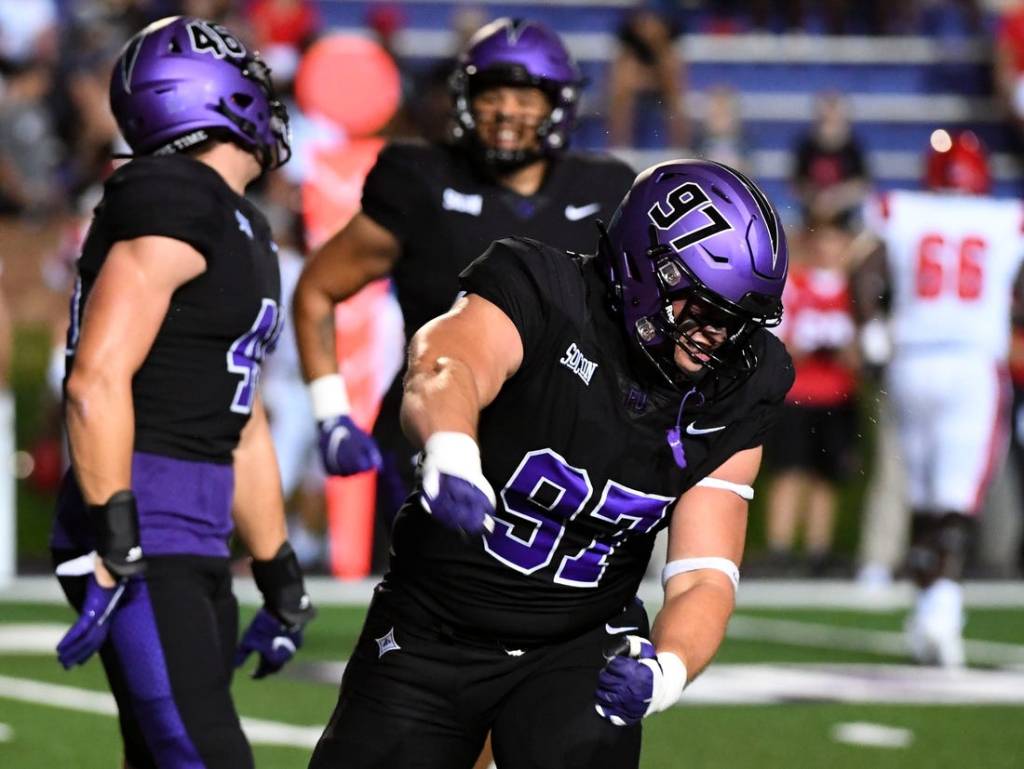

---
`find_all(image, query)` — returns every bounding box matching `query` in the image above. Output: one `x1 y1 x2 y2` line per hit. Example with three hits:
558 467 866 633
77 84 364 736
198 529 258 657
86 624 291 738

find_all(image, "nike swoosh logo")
686 421 727 436
565 202 601 221
272 637 297 654
605 623 639 635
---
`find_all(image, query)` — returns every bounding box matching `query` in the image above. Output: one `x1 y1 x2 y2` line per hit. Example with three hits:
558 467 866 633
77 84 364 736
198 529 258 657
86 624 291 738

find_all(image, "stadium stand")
318 1 1021 216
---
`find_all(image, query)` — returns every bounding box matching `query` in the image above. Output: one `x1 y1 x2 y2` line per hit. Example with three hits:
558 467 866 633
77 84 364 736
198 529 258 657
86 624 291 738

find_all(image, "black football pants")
308 588 649 769
54 551 252 769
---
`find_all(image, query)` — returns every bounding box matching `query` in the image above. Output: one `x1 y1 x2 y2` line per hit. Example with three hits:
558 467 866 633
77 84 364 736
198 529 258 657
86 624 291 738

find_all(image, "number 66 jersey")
387 237 793 646
53 154 282 558
866 189 1024 515
867 190 1024 359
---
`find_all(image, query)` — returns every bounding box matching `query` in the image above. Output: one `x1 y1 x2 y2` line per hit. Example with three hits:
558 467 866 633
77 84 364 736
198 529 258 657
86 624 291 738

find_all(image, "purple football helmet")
110 16 290 171
450 18 582 168
601 159 787 386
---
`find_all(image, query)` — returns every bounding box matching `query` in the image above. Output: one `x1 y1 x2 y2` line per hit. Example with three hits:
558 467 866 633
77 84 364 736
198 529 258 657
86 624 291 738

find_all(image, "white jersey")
867 190 1024 360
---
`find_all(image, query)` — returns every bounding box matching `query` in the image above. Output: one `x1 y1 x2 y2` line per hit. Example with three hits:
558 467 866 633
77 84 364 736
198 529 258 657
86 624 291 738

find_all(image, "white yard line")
5 576 1024 608
831 722 914 749
0 675 322 748
726 616 1024 667
0 624 65 653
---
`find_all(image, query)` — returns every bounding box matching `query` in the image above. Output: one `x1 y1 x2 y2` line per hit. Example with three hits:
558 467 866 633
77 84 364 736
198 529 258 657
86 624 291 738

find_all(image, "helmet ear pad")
602 159 787 388
110 16 291 171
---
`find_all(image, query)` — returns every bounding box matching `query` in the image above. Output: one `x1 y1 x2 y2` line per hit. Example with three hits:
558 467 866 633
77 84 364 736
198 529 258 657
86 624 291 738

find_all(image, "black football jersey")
65 155 282 464
361 140 635 339
387 238 794 645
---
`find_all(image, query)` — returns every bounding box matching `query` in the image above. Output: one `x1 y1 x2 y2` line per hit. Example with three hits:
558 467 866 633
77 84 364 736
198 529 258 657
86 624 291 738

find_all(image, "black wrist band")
89 489 145 578
251 542 315 629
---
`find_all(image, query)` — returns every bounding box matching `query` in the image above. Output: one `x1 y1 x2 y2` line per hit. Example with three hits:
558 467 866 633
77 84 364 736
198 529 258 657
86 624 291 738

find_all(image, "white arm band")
695 476 754 500
662 557 740 591
307 373 351 421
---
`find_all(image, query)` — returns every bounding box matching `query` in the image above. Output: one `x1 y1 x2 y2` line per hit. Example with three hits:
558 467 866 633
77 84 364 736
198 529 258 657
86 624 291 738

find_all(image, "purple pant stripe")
111 579 207 769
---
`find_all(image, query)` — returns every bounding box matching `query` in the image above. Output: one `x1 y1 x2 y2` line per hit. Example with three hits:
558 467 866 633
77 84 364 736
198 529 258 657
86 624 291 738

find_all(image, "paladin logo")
560 343 598 386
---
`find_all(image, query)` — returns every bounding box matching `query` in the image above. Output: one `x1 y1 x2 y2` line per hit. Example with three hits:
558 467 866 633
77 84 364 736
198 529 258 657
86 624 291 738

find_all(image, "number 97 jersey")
867 190 1024 360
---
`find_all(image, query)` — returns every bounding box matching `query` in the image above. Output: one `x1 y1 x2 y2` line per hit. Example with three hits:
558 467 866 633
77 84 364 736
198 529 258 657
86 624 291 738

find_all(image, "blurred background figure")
855 129 1022 667
792 92 869 230
995 0 1024 138
693 85 749 172
762 225 860 577
607 4 689 149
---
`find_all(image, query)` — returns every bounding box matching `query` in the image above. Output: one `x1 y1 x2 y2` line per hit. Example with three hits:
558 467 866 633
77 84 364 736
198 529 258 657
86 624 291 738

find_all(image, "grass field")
1 598 1022 769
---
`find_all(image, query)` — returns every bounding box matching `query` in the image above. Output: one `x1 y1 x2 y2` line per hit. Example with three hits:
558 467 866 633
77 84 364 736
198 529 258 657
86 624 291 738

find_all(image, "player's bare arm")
653 445 762 680
401 293 524 448
231 393 288 560
65 235 205 506
293 211 400 382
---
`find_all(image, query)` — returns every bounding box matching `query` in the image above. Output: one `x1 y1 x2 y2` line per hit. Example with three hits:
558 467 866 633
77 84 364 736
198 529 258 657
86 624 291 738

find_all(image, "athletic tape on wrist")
308 373 351 421
645 651 688 714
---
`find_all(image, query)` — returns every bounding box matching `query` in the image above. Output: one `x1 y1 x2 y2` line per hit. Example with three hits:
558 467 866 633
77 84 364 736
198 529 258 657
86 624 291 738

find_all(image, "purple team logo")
227 298 281 414
484 449 674 587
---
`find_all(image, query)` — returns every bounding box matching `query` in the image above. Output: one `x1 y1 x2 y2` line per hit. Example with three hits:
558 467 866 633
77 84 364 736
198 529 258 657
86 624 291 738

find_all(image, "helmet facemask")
622 227 779 390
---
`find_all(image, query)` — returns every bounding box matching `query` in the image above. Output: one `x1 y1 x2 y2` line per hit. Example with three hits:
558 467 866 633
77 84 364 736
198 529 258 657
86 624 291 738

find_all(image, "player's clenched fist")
308 373 382 475
420 432 496 537
594 635 687 726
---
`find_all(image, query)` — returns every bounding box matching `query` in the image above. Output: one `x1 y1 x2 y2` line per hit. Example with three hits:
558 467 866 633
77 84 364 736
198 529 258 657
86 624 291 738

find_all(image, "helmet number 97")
647 182 734 252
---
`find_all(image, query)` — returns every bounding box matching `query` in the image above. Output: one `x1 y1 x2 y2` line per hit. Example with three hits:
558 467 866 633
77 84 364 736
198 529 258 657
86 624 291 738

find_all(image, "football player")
307 159 793 769
292 18 636 524
855 129 1023 666
50 17 315 768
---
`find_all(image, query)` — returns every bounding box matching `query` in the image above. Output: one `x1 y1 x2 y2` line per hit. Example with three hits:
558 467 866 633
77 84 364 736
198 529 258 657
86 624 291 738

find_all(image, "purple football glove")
235 608 306 679
595 635 687 727
57 575 127 669
420 432 496 537
317 415 382 476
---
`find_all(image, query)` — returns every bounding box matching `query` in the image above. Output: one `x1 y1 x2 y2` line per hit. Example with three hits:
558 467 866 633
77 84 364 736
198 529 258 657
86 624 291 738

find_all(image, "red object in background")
998 7 1024 75
246 0 321 47
295 35 401 139
780 267 858 407
28 437 62 493
297 35 404 579
924 130 990 195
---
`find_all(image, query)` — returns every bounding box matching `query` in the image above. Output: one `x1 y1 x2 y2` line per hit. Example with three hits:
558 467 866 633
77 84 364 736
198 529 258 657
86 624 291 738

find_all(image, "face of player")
471 85 552 154
669 297 732 375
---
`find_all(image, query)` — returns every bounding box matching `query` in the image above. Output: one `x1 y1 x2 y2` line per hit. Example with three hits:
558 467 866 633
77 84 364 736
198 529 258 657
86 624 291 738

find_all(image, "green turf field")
1 601 1022 769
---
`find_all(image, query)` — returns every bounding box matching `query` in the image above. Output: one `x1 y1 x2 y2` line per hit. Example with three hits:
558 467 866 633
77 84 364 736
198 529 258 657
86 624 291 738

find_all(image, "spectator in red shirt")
763 225 860 576
246 0 321 49
995 0 1024 135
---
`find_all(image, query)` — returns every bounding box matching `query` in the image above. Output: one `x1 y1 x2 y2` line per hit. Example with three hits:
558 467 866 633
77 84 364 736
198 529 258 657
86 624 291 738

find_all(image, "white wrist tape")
662 557 740 591
308 374 351 421
642 651 688 715
421 432 497 508
695 476 754 500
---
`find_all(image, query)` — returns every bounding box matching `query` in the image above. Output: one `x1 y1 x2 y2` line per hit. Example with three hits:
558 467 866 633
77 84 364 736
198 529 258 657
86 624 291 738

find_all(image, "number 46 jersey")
388 238 793 646
65 154 282 463
867 190 1024 360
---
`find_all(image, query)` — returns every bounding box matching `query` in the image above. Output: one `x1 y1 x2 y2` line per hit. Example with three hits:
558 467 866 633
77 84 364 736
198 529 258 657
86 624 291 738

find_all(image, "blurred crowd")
3 0 1024 582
